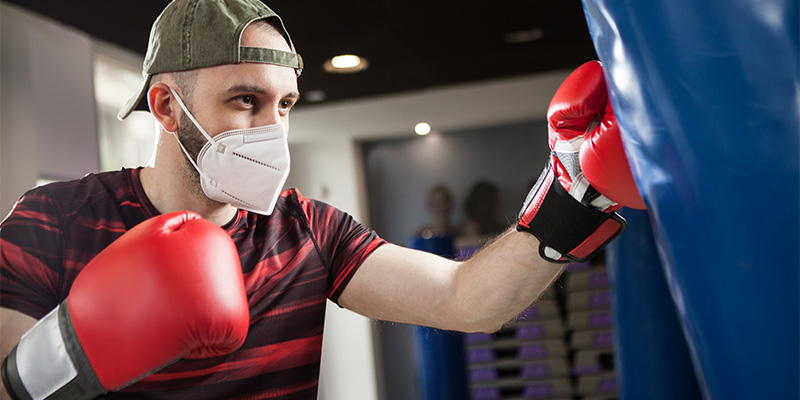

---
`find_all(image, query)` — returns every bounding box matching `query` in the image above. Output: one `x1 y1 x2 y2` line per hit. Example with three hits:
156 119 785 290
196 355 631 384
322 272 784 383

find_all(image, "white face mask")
169 87 290 215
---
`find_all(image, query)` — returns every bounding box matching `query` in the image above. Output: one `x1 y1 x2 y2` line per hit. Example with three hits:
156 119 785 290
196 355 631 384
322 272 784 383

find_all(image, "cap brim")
117 75 151 121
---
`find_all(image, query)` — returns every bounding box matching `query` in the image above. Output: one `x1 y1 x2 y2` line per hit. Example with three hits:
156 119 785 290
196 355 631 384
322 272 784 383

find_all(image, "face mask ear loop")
169 128 206 178
169 87 215 143
166 87 214 183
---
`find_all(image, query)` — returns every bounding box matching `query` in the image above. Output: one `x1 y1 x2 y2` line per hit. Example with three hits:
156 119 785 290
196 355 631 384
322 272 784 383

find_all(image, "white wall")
288 69 571 144
1 3 99 218
285 138 379 400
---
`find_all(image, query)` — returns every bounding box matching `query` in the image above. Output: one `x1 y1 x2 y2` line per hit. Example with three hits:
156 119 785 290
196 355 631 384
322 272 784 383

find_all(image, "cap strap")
240 47 303 76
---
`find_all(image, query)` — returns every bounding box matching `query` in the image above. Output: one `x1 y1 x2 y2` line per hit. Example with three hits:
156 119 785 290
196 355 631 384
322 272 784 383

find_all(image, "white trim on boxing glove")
15 307 76 399
2 302 106 400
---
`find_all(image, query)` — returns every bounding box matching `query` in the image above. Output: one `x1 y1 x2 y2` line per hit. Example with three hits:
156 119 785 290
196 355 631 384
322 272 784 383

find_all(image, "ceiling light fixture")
415 122 431 136
324 54 369 74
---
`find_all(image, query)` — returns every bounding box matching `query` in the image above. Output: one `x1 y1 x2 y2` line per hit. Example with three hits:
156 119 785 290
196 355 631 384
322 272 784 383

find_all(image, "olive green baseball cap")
117 0 303 120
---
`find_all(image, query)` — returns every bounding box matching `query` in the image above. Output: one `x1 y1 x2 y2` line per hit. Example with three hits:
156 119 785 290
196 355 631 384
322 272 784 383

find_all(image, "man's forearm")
449 228 567 332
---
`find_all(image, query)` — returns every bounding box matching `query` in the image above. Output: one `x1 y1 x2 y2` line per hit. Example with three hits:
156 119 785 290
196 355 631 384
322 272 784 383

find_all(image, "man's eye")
239 95 254 105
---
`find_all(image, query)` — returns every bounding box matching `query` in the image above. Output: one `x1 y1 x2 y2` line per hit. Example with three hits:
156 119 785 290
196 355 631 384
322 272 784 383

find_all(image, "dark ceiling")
6 0 598 106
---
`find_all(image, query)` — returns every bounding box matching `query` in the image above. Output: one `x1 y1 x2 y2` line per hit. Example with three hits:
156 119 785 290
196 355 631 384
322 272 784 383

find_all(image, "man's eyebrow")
226 85 300 99
226 84 268 95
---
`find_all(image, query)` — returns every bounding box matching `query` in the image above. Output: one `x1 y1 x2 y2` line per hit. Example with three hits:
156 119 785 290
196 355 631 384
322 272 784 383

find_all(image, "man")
0 0 642 399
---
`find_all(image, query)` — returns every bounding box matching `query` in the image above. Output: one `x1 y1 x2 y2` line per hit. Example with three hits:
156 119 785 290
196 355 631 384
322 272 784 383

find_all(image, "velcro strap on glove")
517 163 626 263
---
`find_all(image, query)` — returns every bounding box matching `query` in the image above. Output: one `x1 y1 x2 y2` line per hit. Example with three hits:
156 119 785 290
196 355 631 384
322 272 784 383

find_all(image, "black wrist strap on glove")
517 162 626 263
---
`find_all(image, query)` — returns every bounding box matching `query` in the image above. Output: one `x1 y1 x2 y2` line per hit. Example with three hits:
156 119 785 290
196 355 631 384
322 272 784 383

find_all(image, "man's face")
176 23 300 141
172 22 300 197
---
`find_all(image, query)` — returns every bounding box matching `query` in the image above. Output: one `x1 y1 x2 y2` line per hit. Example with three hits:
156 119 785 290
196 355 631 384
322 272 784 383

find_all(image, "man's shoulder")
37 168 123 194
30 169 135 215
272 187 340 221
274 187 310 215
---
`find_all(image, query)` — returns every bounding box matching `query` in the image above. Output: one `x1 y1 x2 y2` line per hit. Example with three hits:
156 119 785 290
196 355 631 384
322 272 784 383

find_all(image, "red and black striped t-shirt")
0 168 385 399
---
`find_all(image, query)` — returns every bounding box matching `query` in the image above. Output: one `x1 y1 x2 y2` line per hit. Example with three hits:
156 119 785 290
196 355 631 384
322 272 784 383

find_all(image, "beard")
175 113 220 205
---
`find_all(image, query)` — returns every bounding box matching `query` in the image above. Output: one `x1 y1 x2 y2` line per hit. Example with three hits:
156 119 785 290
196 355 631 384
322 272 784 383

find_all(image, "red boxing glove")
517 61 644 263
2 211 249 399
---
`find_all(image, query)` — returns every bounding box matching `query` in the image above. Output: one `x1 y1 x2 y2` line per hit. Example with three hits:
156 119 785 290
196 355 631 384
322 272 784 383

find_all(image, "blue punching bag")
582 0 799 399
606 209 702 399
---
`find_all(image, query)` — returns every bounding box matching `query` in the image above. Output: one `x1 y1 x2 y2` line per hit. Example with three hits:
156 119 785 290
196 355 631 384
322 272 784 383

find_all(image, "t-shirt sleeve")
295 192 386 304
0 188 63 319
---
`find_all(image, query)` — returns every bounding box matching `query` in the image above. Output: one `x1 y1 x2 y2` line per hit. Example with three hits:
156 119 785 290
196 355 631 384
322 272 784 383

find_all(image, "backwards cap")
117 0 303 120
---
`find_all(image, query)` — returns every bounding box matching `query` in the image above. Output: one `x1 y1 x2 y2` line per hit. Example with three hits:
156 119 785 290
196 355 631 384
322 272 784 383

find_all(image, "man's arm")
340 61 644 333
339 229 564 333
1 308 36 399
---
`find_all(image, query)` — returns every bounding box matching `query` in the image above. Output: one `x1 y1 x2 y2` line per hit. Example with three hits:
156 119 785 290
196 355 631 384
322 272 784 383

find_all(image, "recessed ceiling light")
332 55 361 68
415 122 431 136
324 54 369 74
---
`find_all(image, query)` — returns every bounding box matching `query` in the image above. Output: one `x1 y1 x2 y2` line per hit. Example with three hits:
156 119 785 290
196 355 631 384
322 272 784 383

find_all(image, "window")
92 45 153 171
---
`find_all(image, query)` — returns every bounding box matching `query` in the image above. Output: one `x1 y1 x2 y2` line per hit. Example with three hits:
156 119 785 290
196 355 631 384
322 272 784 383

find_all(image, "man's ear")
148 82 179 133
